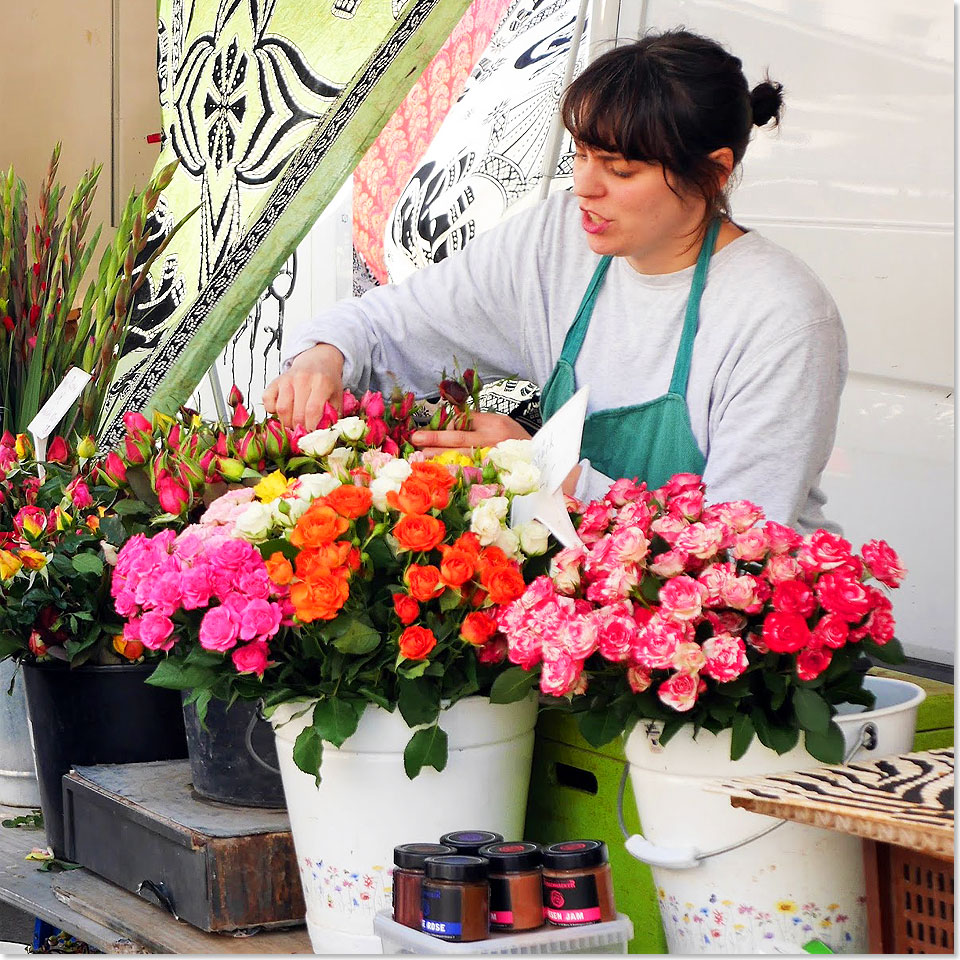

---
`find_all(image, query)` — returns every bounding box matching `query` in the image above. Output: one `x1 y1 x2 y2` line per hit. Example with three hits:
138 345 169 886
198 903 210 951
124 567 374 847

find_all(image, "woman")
266 29 846 531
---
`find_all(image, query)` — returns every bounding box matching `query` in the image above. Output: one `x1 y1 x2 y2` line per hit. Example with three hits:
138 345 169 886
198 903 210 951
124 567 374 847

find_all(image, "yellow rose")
18 549 48 571
254 470 291 503
0 550 22 580
430 450 472 467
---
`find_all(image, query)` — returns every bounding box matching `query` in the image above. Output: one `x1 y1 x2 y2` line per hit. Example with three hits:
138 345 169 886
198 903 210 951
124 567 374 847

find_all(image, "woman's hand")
262 343 345 429
411 412 532 457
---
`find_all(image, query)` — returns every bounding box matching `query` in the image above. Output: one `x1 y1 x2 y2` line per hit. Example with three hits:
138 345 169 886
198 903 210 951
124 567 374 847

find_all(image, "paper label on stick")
510 387 588 549
27 367 91 441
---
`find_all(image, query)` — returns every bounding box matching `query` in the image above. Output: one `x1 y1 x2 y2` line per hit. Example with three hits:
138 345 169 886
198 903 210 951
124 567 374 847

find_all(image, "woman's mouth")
581 209 610 235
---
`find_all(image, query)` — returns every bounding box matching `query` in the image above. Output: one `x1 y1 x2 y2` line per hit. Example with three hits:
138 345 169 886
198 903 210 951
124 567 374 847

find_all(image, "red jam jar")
392 843 455 929
439 830 503 855
478 840 544 932
541 840 617 926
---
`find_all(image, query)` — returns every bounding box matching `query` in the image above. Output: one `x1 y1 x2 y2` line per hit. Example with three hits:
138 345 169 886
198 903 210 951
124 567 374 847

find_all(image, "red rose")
815 571 873 623
796 647 832 681
392 592 420 626
398 625 437 661
762 611 811 653
772 580 816 618
812 613 849 649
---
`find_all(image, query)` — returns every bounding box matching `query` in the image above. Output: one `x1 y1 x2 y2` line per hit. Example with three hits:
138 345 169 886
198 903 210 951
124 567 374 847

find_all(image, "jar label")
421 885 463 939
543 874 601 924
489 876 513 927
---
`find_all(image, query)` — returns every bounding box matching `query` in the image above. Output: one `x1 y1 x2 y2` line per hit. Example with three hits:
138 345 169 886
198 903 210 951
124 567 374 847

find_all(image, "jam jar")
541 839 616 926
420 855 490 942
392 842 455 929
478 840 544 932
439 830 503 855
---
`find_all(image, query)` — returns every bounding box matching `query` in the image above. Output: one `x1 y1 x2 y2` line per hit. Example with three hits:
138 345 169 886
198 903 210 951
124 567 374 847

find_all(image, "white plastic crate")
374 910 634 954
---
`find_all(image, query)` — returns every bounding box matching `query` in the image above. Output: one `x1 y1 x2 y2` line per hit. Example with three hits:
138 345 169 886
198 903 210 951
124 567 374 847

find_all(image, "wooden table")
712 747 954 954
0 804 312 954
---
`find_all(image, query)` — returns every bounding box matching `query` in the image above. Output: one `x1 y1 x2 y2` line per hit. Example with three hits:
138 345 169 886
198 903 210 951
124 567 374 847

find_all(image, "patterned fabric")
353 0 511 285
99 0 472 446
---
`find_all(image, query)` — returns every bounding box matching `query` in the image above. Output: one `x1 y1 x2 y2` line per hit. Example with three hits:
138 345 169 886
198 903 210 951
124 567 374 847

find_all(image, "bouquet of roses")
493 473 906 763
111 397 554 780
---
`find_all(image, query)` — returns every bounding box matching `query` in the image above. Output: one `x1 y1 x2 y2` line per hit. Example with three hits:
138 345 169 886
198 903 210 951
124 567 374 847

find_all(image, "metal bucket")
0 660 40 807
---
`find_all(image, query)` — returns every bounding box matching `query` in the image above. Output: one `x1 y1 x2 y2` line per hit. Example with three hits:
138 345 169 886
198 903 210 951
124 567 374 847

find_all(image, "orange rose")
113 634 144 660
453 532 482 558
476 545 510 578
295 542 353 580
411 460 457 491
85 514 100 533
290 502 350 548
265 551 294 586
326 483 373 519
290 573 350 622
406 564 444 602
392 593 420 625
393 514 445 553
482 563 526 605
439 548 475 588
460 611 498 646
398 625 437 661
386 476 434 515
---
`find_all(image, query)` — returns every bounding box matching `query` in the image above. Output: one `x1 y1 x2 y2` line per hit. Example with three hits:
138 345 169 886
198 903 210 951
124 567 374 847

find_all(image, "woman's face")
572 142 707 273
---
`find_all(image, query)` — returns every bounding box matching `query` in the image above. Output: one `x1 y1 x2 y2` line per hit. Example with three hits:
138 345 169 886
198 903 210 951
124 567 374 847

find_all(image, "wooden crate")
62 760 305 933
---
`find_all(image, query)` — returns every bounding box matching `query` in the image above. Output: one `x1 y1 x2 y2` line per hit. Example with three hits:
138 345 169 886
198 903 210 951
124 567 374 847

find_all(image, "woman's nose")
573 160 603 198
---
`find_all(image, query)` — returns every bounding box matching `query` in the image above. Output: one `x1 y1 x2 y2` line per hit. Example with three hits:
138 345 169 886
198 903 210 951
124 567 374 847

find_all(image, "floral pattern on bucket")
657 888 867 953
299 857 390 919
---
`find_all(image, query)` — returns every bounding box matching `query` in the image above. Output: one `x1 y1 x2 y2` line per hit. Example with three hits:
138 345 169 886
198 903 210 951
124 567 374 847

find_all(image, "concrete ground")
0 900 33 946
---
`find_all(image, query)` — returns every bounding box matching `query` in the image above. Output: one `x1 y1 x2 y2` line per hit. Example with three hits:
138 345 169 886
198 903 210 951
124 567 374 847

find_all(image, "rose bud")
157 475 191 516
76 435 98 459
0 431 14 447
360 390 386 418
263 418 289 458
176 456 205 491
230 403 251 427
237 430 266 466
228 384 245 409
438 379 469 407
46 435 70 464
341 390 360 416
167 424 182 452
98 451 128 487
124 433 150 465
15 434 34 460
14 506 48 540
122 410 152 438
317 401 339 430
216 456 245 482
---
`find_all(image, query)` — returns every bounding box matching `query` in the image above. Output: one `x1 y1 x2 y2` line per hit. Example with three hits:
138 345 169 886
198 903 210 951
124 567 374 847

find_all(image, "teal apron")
539 218 720 490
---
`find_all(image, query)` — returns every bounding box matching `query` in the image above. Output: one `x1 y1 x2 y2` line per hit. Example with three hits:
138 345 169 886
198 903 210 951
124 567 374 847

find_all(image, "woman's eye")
611 168 632 178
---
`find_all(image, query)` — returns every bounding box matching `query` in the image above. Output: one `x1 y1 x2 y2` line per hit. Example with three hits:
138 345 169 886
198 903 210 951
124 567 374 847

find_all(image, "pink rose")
732 529 767 562
615 499 655 531
701 499 764 534
66 478 93 509
649 514 688 547
139 611 176 651
557 616 599 661
762 611 811 654
549 546 585 595
604 477 647 507
657 671 703 712
702 633 749 682
762 521 803 555
145 571 183 617
865 606 897 645
815 571 873 623
648 549 688 579
720 574 761 612
765 554 804 584
236 567 271 601
658 576 707 621
772 580 816 618
516 575 559 611
658 473 704 501
669 488 705 521
627 664 652 693
467 483 502 508
812 613 849 649
797 529 853 574
595 610 639 662
231 641 270 676
238 599 283 641
698 562 735 605
632 616 687 670
576 501 615 545
199 605 240 652
539 652 583 697
585 565 639 603
505 625 543 671
671 641 707 674
796 647 832 682
861 539 906 588
705 610 748 636
610 527 649 564
674 521 727 559
180 565 213 610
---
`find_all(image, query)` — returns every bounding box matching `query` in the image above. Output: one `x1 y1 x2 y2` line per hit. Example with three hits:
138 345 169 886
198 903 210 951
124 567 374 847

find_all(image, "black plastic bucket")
22 660 188 858
181 695 286 808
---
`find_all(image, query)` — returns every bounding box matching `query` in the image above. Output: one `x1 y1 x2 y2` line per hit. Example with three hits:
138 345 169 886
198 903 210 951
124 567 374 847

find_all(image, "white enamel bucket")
623 676 925 954
271 693 539 954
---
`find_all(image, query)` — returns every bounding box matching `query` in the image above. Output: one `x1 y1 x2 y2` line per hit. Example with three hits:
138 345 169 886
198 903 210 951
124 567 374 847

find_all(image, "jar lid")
438 830 503 854
423 854 489 882
541 839 608 870
478 841 541 872
394 843 456 870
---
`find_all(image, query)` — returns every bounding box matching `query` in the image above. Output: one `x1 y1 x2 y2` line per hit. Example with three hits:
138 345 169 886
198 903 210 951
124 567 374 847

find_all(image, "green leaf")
763 672 788 711
144 659 216 691
292 726 324 785
438 588 462 613
488 666 538 705
398 660 430 679
863 636 905 665
639 574 661 603
658 715 686 748
751 708 800 755
311 698 362 748
357 686 392 711
110 499 150 516
803 721 845 764
71 553 104 577
403 724 448 779
793 687 831 735
398 677 441 728
730 712 755 760
331 618 381 655
578 708 627 748
0 636 26 659
257 538 298 562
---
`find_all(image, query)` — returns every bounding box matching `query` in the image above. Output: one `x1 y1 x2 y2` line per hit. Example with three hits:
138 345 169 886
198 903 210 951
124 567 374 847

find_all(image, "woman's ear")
709 147 735 187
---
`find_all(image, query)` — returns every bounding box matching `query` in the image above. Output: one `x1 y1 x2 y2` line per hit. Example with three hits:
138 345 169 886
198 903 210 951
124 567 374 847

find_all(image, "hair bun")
750 78 784 127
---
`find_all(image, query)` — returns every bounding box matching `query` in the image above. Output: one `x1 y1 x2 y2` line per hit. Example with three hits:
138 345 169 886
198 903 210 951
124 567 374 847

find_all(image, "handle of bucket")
137 879 179 920
618 720 879 870
245 702 281 775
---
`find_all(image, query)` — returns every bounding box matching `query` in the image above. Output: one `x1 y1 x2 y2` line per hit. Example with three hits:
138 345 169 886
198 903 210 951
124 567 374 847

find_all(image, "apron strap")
668 218 721 397
558 255 614 365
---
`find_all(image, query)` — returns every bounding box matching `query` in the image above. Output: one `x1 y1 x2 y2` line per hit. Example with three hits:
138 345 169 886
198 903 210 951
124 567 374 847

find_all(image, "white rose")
487 438 534 473
327 446 355 475
334 416 366 442
271 497 309 526
376 458 413 483
233 501 275 542
297 428 338 457
501 461 541 495
494 526 521 559
516 520 550 556
470 496 510 545
294 473 342 502
370 476 402 511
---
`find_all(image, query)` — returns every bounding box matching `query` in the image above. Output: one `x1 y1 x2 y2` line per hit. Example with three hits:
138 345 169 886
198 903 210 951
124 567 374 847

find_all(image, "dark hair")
561 29 784 222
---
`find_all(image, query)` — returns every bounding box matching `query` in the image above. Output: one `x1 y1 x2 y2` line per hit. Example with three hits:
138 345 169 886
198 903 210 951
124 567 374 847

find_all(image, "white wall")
622 0 954 664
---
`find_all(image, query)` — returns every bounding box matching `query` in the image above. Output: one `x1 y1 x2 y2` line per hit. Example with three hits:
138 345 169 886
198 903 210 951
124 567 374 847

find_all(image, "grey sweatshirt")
282 191 847 531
